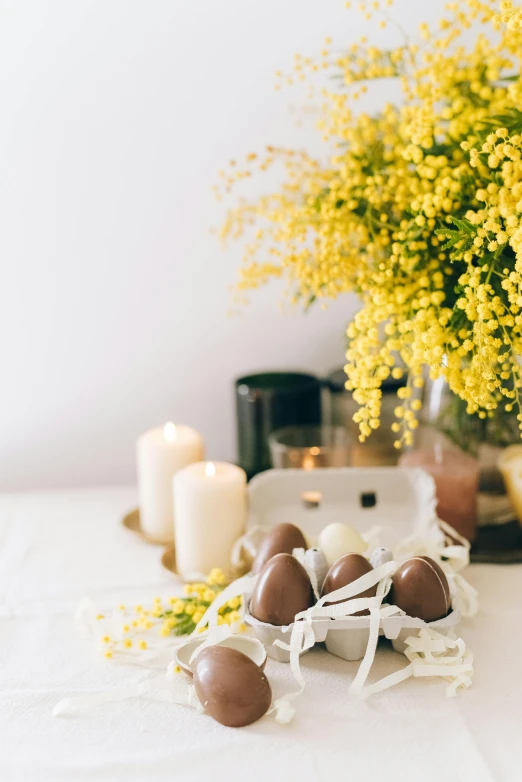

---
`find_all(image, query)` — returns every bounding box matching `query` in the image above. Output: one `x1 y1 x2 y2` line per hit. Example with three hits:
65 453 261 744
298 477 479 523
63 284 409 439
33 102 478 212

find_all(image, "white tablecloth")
1 487 520 782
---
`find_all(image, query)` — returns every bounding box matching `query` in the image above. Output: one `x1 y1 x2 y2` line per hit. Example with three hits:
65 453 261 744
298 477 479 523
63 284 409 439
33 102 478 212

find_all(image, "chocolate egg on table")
250 553 314 626
193 646 272 728
252 523 308 574
318 523 367 566
388 556 451 622
321 553 376 615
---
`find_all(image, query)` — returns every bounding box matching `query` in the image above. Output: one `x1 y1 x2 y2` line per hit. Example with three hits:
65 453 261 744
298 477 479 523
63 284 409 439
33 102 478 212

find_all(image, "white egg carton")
245 603 461 663
245 467 461 662
247 466 439 548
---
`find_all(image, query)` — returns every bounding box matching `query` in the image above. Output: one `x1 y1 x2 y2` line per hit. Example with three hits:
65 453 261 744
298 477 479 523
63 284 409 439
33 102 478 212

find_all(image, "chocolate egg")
193 646 272 728
250 552 314 626
321 553 376 615
388 556 451 622
252 523 308 574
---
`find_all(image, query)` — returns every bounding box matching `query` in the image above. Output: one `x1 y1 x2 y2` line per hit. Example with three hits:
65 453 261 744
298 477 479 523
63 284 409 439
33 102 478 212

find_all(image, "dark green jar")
235 371 322 480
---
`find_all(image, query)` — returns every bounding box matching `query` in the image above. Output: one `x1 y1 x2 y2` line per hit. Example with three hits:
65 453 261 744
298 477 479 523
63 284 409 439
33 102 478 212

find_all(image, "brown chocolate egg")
250 553 314 626
193 646 272 728
321 553 376 615
252 523 308 574
388 555 451 622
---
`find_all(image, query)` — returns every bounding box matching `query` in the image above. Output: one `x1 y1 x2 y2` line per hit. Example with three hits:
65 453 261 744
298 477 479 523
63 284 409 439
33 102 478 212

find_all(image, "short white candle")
136 423 204 543
173 461 247 579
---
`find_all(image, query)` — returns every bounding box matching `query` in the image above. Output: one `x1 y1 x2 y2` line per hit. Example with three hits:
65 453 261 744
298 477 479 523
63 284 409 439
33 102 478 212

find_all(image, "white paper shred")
192 574 258 634
266 552 476 713
230 526 266 572
361 628 474 699
271 561 401 717
394 518 470 575
62 521 477 728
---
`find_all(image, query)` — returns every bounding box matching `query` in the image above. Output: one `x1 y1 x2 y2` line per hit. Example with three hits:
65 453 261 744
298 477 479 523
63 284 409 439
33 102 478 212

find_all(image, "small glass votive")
399 442 479 542
268 425 352 470
325 368 408 466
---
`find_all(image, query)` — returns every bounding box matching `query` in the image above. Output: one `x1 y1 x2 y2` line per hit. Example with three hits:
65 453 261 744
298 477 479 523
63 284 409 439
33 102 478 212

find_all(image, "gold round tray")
122 508 173 546
161 546 180 578
121 508 183 577
159 549 247 582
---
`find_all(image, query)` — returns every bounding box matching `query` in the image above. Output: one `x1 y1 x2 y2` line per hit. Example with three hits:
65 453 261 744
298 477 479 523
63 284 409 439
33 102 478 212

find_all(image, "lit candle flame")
163 422 177 442
205 461 216 477
302 490 322 506
302 454 315 471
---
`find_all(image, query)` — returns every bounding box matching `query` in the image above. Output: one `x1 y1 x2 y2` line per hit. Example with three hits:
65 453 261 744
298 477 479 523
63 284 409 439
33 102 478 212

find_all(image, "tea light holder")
301 490 322 509
268 425 352 470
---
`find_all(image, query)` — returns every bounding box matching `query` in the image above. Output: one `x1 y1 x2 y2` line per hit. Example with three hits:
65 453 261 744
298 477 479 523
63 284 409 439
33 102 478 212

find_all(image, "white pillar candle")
173 461 247 579
136 423 204 544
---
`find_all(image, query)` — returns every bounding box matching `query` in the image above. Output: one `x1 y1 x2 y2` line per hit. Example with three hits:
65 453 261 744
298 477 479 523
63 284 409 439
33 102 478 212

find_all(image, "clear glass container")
268 425 352 469
421 374 520 455
420 373 522 501
325 368 407 466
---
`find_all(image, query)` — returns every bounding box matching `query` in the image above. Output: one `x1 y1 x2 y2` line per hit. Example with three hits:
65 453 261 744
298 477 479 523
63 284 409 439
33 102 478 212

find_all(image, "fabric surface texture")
0 487 519 782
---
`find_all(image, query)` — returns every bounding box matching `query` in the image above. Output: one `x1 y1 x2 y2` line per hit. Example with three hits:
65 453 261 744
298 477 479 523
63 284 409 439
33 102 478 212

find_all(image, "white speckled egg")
318 523 367 566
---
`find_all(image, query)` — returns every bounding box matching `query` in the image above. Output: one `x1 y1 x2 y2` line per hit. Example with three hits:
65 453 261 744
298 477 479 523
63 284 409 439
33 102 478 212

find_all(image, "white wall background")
0 0 446 491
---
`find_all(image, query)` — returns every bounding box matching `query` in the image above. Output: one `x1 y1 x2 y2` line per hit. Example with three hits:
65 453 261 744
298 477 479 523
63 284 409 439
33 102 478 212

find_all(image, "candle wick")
163 422 177 442
205 462 217 477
